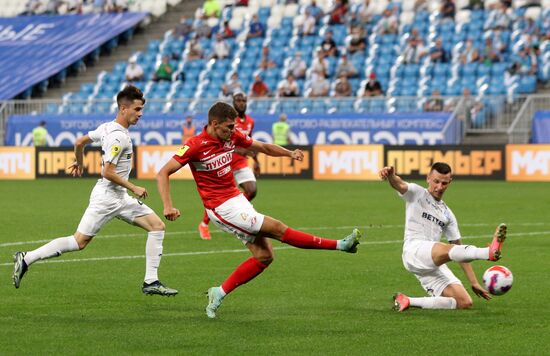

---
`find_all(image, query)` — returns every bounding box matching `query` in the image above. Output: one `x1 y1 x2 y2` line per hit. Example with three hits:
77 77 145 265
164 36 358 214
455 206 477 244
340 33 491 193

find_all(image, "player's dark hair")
431 162 452 175
116 85 145 108
208 101 238 124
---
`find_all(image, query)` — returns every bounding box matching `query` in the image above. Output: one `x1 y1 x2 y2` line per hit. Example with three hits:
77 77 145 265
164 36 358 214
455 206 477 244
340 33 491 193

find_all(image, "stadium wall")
1 144 549 182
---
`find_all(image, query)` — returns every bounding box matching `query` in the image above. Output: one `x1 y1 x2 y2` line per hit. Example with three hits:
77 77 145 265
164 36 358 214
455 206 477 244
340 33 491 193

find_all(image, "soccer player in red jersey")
157 102 361 318
198 92 260 240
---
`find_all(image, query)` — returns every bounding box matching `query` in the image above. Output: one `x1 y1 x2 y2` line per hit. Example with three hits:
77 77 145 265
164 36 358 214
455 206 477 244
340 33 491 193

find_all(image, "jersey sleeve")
87 127 102 143
399 182 421 202
444 209 461 241
103 131 127 165
172 143 195 166
234 129 253 148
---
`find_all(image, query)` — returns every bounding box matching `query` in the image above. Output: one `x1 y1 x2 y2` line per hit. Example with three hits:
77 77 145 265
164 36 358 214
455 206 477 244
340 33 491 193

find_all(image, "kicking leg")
260 216 361 252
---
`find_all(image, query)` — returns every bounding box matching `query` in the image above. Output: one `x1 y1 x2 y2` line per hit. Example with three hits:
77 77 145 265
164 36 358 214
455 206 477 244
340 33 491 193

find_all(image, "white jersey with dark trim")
399 183 460 246
88 121 133 192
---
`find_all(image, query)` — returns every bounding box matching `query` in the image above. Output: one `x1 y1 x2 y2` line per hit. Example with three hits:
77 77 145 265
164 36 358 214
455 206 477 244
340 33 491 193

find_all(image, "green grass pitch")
1 178 549 354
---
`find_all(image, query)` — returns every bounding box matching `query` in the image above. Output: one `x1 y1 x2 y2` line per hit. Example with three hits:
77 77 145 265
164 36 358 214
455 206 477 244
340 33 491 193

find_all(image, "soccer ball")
483 265 513 296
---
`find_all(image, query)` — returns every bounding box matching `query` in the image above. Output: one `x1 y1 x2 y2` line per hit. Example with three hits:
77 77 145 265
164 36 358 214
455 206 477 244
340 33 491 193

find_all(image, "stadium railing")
508 94 550 144
0 95 537 146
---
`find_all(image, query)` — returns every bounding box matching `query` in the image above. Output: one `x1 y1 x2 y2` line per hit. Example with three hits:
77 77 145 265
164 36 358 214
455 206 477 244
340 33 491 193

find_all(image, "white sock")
448 245 489 262
144 231 164 284
409 296 457 309
24 236 80 266
219 286 227 297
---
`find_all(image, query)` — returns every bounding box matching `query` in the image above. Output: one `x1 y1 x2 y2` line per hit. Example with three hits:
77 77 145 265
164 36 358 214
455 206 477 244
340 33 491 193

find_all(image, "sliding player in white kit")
12 85 177 296
379 162 507 311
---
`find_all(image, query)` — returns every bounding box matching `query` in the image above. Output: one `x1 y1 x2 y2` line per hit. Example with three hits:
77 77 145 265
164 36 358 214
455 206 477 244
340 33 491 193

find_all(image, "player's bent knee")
73 233 92 250
456 297 473 309
257 254 273 266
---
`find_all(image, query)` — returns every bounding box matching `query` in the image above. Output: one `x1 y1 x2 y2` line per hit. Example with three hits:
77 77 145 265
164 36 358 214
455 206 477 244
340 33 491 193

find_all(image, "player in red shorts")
198 92 260 240
156 101 361 318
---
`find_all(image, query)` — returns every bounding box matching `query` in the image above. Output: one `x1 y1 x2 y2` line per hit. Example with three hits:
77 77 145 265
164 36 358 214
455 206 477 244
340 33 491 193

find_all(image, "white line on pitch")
0 230 549 267
1 222 548 248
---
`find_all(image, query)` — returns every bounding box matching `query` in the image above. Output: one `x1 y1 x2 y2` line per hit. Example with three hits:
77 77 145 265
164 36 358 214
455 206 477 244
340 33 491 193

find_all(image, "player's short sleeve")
234 129 253 148
399 182 422 202
87 127 102 143
172 143 194 166
103 131 127 165
444 209 461 241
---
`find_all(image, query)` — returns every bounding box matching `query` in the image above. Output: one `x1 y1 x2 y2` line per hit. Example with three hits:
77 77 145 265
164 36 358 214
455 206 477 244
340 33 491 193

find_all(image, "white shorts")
233 167 256 185
402 240 462 296
206 194 264 244
77 185 154 237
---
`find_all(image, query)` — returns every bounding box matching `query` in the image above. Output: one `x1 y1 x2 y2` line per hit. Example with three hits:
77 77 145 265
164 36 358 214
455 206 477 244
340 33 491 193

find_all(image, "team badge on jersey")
111 145 121 156
176 145 190 156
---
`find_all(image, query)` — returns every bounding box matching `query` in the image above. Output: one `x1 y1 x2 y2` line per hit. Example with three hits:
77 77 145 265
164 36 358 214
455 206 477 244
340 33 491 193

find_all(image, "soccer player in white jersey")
12 85 177 296
379 162 507 311
156 102 361 318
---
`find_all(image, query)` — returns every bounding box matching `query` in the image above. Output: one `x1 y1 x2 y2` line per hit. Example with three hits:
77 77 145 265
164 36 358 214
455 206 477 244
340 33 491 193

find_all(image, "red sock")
281 228 337 250
221 257 267 294
202 211 210 225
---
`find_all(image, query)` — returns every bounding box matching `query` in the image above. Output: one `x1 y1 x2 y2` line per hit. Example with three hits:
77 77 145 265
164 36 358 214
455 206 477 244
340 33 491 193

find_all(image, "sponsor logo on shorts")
250 216 257 227
240 212 249 221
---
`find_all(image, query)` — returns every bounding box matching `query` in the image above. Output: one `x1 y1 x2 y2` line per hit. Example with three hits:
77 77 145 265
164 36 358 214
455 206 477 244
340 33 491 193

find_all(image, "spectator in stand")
374 8 398 35
516 47 537 75
333 74 353 97
173 16 193 39
306 70 330 97
440 0 455 22
287 52 307 79
250 74 271 97
355 0 375 25
363 72 383 97
347 24 367 54
424 90 444 111
227 72 243 94
414 0 429 11
220 20 235 38
203 0 221 18
479 37 502 64
247 14 265 39
211 33 230 59
125 58 144 82
336 53 358 78
258 46 276 70
278 74 300 97
195 19 212 39
152 56 173 82
235 0 248 5
219 84 233 101
306 0 324 23
301 9 316 36
311 49 329 75
457 38 480 64
321 30 338 57
328 0 348 25
461 88 484 126
186 36 204 61
485 2 511 31
430 38 451 63
402 37 428 64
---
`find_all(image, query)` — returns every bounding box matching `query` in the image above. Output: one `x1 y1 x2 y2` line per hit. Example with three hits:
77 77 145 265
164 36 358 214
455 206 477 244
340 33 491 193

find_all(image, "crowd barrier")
1 144 549 182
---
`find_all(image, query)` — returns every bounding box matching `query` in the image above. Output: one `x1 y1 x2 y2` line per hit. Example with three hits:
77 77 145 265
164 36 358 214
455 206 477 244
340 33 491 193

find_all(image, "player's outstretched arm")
68 134 93 177
156 158 183 221
379 166 408 194
249 140 303 161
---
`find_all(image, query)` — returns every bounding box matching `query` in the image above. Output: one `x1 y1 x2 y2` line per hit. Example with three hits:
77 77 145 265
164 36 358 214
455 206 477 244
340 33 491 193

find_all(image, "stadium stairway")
41 0 203 100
